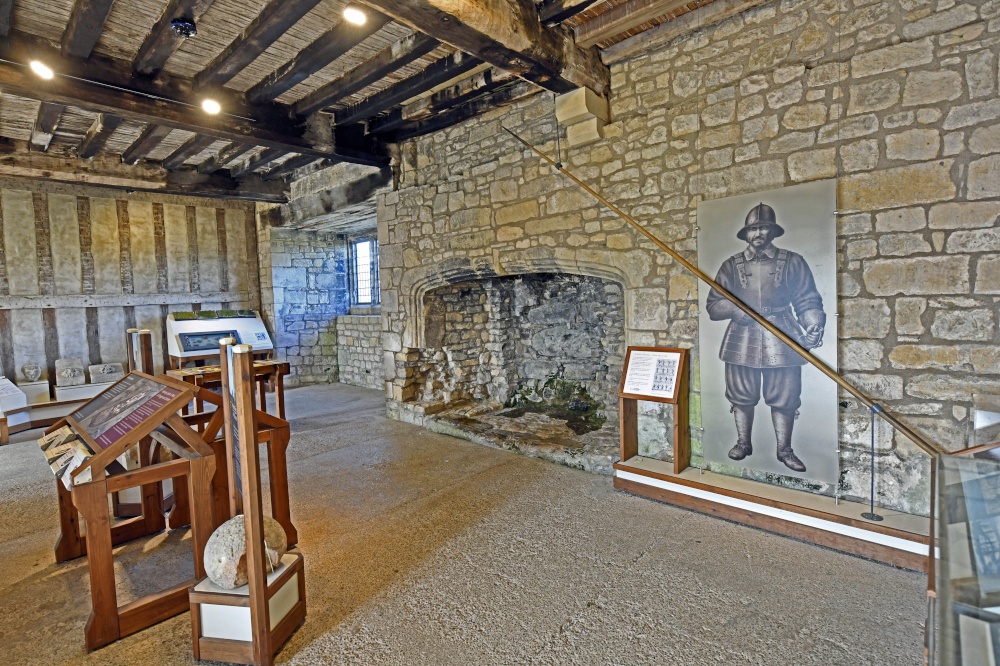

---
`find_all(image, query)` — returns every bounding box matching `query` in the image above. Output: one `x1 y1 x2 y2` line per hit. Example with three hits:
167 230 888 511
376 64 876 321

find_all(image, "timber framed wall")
0 179 260 381
378 0 1000 517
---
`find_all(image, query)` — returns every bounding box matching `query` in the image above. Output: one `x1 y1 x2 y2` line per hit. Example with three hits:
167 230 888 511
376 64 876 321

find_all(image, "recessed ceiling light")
202 98 221 115
29 60 54 80
343 6 366 25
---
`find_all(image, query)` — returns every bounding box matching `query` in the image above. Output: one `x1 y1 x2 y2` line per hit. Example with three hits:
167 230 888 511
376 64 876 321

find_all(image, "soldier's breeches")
724 364 802 411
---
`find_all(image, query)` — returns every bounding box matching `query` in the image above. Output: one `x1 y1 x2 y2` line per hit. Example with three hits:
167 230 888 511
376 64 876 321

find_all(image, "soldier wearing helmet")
705 202 826 473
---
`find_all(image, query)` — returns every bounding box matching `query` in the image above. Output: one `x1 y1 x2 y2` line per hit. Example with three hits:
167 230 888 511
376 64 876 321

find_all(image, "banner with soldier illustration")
697 180 839 484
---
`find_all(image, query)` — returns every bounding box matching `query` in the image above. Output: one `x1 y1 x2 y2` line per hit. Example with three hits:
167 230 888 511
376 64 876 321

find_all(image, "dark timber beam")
386 81 537 142
161 134 216 170
538 0 606 25
134 0 219 75
122 124 173 164
195 0 324 89
0 139 287 202
574 0 691 48
29 102 66 152
0 0 12 37
78 113 121 159
358 0 608 95
198 141 254 174
0 34 388 166
366 68 513 135
246 10 391 104
62 0 117 58
294 33 440 117
260 154 321 181
230 148 286 178
334 51 482 127
258 164 390 228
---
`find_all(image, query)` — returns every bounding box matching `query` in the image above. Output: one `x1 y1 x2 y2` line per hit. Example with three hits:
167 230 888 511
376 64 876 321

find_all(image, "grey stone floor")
0 383 926 665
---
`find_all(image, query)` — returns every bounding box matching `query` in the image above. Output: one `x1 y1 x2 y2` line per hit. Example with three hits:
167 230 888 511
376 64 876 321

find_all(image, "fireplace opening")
412 273 626 472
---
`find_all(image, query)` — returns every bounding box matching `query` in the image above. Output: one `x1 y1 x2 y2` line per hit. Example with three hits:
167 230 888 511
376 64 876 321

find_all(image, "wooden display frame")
190 342 305 665
48 371 218 651
617 346 690 474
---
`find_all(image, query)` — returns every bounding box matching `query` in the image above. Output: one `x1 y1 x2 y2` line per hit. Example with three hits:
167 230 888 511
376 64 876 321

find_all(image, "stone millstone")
203 515 288 589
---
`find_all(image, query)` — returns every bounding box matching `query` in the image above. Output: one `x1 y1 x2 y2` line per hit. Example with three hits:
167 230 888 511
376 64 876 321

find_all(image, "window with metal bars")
349 237 379 307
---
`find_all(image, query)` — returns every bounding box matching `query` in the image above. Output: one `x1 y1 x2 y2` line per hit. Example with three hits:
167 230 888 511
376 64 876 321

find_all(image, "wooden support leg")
0 416 8 445
73 480 121 651
258 379 267 414
267 429 298 546
275 373 285 420
188 457 216 579
54 478 86 562
209 438 231 526
169 474 191 529
619 397 638 462
140 438 166 534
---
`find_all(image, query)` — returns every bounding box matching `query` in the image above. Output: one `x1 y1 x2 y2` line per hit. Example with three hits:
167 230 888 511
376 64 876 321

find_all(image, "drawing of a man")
705 203 826 473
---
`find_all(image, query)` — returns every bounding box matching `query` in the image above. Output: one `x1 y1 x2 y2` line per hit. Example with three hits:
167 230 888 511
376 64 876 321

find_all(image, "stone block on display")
88 363 125 385
54 358 85 387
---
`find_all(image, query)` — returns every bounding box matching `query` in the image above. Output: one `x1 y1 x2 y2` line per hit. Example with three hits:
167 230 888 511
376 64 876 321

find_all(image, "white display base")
16 380 51 405
194 554 300 641
615 456 931 571
54 381 114 402
0 380 29 428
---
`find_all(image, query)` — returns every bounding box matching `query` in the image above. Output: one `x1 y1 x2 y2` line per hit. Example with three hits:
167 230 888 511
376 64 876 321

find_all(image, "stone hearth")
404 273 625 473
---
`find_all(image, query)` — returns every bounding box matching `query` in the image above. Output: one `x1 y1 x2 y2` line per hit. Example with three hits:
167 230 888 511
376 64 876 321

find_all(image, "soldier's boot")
727 405 754 461
772 408 806 473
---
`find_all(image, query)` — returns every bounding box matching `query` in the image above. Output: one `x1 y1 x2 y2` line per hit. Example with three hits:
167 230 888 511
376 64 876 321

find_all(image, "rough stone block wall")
336 315 383 389
266 228 348 387
0 182 258 382
378 0 1000 515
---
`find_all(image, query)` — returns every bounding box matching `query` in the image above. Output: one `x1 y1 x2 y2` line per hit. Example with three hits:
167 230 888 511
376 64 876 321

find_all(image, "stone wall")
0 183 257 381
265 228 349 387
378 0 1000 515
336 315 382 389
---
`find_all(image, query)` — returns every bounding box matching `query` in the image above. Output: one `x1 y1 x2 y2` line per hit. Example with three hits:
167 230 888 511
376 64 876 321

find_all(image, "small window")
350 238 379 307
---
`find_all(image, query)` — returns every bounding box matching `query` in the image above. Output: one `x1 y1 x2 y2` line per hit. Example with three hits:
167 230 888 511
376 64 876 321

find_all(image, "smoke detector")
170 18 197 38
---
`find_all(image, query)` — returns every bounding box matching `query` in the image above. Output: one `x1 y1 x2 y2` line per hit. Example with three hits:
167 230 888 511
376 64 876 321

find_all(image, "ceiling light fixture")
343 6 367 25
29 60 54 80
202 98 221 115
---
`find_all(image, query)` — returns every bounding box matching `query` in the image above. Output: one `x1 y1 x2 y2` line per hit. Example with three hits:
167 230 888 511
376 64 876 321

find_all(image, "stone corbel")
555 88 610 148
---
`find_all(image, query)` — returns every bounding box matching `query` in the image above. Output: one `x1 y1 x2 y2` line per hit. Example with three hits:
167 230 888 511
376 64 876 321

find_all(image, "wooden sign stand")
617 346 690 474
189 342 305 665
48 372 217 651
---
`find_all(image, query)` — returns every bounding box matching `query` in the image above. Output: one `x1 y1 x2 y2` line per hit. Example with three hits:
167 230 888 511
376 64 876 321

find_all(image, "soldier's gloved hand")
803 324 824 349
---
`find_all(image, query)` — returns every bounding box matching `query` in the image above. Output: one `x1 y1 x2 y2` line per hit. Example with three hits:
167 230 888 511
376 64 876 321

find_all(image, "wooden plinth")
615 457 931 573
190 546 306 663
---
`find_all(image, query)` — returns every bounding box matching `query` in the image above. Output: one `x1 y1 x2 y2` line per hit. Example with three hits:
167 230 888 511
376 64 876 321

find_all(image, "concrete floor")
0 383 927 665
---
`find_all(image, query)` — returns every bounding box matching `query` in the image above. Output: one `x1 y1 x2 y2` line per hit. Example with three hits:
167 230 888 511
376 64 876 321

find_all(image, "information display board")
617 347 690 473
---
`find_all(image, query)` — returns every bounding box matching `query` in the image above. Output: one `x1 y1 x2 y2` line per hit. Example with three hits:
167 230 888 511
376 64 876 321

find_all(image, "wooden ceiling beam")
0 139 288 202
385 81 537 142
62 0 117 58
195 0 324 89
367 67 513 135
0 0 12 37
260 154 321 181
334 50 482 127
198 141 254 174
246 9 391 104
358 0 608 95
29 102 66 152
293 33 440 117
161 133 216 170
0 35 388 166
230 147 287 178
122 124 173 164
574 0 691 48
538 0 606 26
77 113 121 159
134 0 219 75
